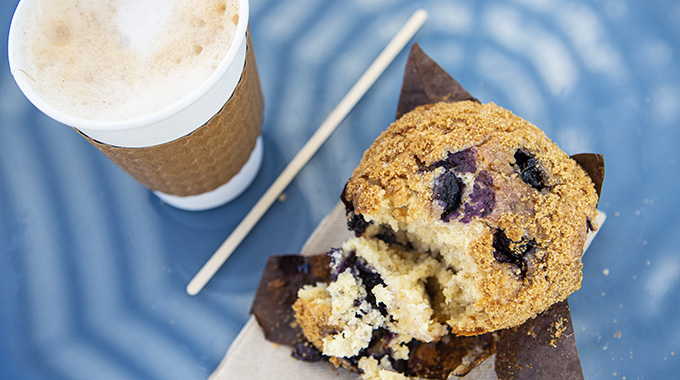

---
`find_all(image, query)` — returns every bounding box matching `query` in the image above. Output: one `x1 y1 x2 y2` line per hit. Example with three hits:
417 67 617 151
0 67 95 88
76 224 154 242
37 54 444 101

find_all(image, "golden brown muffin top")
344 100 597 226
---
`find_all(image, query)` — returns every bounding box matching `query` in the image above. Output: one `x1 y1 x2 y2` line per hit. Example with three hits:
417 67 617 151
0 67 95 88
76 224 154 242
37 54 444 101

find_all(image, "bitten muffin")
293 100 599 377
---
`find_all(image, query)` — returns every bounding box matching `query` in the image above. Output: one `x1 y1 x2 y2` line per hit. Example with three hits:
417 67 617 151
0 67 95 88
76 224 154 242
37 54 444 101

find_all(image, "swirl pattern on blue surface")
1 0 679 379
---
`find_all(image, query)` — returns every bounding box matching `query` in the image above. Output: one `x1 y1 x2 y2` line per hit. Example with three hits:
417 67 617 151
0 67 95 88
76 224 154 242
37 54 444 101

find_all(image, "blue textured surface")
1 0 679 379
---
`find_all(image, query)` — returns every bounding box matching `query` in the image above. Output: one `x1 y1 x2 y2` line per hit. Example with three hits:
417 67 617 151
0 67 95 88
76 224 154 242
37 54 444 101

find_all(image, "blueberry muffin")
293 100 599 377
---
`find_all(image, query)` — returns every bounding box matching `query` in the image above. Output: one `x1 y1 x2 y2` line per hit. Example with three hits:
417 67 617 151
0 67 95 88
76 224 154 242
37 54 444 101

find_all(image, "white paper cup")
8 0 264 211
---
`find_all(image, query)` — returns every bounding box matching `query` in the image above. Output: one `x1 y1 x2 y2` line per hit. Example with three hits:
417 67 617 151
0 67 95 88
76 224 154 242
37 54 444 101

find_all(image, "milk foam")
22 0 239 121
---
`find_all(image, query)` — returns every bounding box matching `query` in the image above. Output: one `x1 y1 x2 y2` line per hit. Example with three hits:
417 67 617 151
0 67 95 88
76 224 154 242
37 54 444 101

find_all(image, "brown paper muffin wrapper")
79 33 263 197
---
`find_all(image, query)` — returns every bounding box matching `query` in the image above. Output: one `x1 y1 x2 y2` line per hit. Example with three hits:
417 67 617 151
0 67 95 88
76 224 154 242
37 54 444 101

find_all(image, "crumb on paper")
549 318 568 347
603 268 610 276
526 326 537 338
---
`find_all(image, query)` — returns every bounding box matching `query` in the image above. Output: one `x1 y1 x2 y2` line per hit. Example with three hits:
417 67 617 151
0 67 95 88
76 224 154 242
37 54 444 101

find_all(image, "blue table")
1 0 678 379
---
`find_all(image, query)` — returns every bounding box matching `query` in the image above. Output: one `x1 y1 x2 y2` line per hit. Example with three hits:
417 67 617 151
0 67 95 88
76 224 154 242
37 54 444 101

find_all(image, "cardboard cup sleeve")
80 36 264 197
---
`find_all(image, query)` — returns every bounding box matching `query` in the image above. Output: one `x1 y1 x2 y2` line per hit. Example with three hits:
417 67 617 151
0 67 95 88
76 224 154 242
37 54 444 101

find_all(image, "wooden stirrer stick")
187 9 428 295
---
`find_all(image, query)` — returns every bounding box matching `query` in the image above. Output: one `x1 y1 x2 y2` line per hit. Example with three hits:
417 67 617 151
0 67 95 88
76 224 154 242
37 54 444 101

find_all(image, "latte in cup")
21 0 240 121
9 0 265 211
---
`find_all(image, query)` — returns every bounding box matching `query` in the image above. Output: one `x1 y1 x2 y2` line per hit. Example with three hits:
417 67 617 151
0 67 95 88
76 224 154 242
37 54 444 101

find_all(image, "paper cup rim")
7 0 250 133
